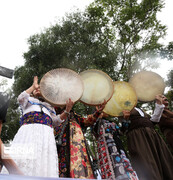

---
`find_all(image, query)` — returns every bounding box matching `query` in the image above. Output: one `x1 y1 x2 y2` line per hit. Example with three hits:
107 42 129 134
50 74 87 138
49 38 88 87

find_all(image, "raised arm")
150 94 165 123
59 98 74 120
17 76 40 108
26 76 40 95
52 98 74 126
81 100 107 127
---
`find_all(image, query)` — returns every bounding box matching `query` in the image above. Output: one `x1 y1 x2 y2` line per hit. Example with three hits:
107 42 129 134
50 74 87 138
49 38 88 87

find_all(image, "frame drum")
40 68 84 106
103 81 137 117
79 69 114 106
129 71 165 102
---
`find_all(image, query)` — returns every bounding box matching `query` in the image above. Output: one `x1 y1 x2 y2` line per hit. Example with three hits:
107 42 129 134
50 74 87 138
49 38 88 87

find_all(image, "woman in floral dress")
54 103 106 179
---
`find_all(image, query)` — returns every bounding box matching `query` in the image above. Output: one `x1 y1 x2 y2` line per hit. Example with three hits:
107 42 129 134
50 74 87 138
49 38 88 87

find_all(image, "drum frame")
79 69 114 106
40 68 84 106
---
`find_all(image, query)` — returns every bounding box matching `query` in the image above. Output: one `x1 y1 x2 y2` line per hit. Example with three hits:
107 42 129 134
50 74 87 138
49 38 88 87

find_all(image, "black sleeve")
0 93 10 123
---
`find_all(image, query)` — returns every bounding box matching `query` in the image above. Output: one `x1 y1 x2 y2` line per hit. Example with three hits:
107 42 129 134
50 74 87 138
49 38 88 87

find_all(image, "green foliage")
0 89 20 143
165 70 173 111
13 10 119 96
13 0 167 95
73 101 96 117
3 0 171 153
13 66 36 96
160 41 173 60
167 70 173 88
166 90 173 111
88 0 167 80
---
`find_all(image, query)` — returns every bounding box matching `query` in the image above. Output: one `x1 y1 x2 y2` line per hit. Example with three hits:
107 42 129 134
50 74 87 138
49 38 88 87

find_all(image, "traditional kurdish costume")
93 119 139 180
159 108 173 151
125 105 173 180
54 110 101 179
1 91 64 177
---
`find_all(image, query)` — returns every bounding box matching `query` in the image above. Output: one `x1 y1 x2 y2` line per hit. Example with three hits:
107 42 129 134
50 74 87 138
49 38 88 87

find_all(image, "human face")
33 88 42 97
162 96 169 107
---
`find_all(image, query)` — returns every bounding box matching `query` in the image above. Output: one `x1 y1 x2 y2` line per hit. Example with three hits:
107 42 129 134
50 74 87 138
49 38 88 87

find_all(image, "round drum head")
103 81 137 117
129 71 165 102
79 69 114 106
40 68 84 106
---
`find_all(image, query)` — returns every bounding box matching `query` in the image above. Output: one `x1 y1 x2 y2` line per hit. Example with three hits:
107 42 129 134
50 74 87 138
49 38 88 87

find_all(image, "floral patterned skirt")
55 119 95 179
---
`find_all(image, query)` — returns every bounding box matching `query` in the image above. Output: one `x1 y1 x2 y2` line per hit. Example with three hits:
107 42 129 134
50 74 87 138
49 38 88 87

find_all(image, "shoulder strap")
28 100 56 115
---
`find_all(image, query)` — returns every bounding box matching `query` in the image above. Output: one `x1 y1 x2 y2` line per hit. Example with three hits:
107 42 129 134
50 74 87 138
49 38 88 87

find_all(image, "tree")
86 0 170 158
165 70 173 111
13 11 118 96
160 41 173 61
87 0 167 80
0 79 20 143
161 41 173 110
1 92 20 143
6 9 119 143
3 0 169 152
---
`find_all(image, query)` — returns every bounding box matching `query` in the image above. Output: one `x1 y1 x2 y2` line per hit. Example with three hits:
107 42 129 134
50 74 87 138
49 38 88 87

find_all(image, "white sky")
0 0 172 87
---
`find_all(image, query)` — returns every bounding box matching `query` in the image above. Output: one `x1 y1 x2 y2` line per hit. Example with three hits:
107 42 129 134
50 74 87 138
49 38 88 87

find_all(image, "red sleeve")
78 110 101 127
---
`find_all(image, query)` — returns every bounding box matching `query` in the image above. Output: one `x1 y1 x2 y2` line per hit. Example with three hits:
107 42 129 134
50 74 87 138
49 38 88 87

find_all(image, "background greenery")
1 0 173 165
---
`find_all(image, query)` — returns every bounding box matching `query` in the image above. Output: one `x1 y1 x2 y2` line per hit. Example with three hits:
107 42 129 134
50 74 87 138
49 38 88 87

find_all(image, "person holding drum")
159 95 173 152
1 76 74 177
122 94 173 180
92 110 139 180
54 101 106 179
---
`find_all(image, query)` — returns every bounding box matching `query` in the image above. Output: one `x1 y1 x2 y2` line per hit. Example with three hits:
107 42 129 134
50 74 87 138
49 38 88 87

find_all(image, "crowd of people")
0 76 173 180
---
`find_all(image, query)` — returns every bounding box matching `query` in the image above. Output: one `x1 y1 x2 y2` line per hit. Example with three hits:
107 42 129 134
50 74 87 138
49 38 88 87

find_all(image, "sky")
0 0 172 88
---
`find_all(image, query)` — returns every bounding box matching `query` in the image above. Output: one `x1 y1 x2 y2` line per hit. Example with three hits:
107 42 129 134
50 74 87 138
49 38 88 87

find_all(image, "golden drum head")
129 71 165 102
79 69 114 106
103 81 137 117
40 68 84 106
